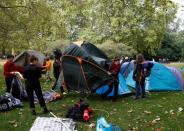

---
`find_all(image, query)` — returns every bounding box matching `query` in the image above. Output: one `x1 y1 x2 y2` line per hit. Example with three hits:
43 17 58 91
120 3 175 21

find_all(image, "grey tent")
13 50 45 66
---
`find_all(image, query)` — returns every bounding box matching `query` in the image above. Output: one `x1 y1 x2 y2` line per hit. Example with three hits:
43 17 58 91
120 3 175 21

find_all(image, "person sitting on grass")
23 55 50 115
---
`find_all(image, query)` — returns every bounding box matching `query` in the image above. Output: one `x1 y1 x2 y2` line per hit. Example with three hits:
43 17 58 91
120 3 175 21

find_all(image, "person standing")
3 54 23 92
24 55 49 115
102 57 121 102
133 54 146 100
109 57 121 102
43 56 52 82
52 49 64 93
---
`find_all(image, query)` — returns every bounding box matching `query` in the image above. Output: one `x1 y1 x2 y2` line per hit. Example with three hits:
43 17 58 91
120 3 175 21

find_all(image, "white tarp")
30 117 77 131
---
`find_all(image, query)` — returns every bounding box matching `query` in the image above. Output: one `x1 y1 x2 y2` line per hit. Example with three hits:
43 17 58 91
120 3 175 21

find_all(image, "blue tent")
120 61 134 78
96 73 131 96
126 62 183 91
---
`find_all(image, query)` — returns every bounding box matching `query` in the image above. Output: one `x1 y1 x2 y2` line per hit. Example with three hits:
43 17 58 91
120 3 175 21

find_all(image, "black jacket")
24 64 42 83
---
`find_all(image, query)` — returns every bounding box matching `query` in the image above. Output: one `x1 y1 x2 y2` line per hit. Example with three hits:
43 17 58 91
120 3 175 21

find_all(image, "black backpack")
66 100 89 121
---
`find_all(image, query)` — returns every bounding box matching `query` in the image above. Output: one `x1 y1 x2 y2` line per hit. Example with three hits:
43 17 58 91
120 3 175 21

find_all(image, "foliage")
97 40 137 59
0 0 56 53
156 32 182 61
46 39 70 54
0 0 177 58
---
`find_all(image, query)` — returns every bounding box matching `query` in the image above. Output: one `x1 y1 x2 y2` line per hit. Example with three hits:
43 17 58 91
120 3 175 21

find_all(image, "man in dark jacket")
24 55 49 115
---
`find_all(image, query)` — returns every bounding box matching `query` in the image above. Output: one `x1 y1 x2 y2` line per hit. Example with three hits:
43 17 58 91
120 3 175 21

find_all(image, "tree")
156 32 182 61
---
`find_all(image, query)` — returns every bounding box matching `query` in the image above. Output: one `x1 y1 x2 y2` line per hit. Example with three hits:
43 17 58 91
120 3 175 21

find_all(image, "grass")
0 64 184 131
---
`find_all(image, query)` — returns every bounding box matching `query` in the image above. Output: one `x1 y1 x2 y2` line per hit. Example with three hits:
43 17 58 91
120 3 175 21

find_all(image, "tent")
96 73 131 96
63 41 110 69
167 67 184 89
126 62 184 91
13 50 45 67
58 41 131 96
61 55 113 93
120 61 134 79
60 55 130 96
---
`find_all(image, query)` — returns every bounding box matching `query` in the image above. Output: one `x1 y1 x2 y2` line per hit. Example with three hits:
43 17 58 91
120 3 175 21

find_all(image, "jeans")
135 81 145 98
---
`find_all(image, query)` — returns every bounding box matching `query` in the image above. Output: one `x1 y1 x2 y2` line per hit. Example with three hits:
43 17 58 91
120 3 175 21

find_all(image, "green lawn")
0 64 184 131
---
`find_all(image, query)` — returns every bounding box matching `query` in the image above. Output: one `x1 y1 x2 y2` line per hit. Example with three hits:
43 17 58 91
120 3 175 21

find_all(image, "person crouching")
23 55 49 115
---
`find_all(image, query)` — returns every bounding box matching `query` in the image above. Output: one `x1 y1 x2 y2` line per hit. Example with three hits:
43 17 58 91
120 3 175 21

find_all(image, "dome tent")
126 62 184 91
13 50 45 67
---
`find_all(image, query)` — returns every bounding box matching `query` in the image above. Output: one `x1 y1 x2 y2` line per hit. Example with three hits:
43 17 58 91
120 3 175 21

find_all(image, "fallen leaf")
13 123 18 127
144 110 152 114
128 109 134 113
151 117 161 125
157 104 163 108
169 110 174 115
61 104 66 108
178 107 183 112
89 123 95 128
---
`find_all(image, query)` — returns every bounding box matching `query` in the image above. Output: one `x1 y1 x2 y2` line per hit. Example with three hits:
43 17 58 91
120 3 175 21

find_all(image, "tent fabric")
167 67 184 90
63 42 110 68
126 62 183 91
13 50 45 67
61 56 113 93
63 43 90 60
120 61 134 78
34 91 61 103
81 42 108 60
96 73 131 96
10 76 27 100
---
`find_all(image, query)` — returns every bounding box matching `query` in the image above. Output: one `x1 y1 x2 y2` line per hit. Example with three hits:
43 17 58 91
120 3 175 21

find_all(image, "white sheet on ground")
29 117 77 131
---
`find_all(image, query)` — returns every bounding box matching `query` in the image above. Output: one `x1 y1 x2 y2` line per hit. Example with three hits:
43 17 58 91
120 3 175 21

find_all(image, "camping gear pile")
0 93 23 111
29 117 76 131
66 99 93 122
34 91 62 103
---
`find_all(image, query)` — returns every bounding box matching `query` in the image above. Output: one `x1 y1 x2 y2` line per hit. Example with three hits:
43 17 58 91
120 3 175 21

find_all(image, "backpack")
143 62 154 77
